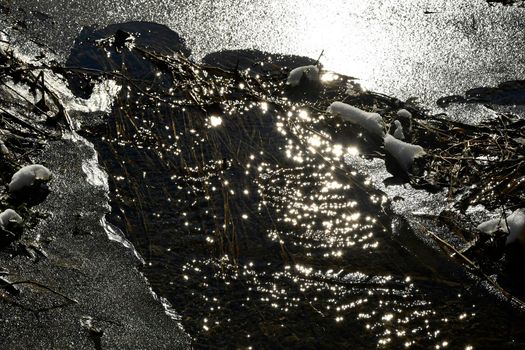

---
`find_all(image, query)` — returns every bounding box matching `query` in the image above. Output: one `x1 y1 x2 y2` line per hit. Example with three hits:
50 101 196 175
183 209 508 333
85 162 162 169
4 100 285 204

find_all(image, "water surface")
8 0 525 107
66 22 525 348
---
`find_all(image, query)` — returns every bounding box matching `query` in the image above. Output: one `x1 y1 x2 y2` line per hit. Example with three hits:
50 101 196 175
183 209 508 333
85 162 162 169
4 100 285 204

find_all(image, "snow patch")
287 65 320 86
9 164 52 192
396 109 412 119
346 80 366 96
477 209 525 245
328 101 385 137
0 141 10 155
0 209 23 227
384 134 426 172
391 120 405 140
477 218 501 234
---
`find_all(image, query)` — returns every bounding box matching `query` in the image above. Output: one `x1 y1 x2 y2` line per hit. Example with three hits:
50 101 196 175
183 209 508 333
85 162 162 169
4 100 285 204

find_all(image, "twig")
315 50 325 66
8 280 79 304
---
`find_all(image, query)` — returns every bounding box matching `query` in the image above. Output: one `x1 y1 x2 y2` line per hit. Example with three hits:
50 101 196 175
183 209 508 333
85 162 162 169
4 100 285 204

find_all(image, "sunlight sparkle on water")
382 314 394 322
347 146 359 156
209 115 223 127
332 144 343 157
307 135 322 148
298 109 310 121
321 72 339 82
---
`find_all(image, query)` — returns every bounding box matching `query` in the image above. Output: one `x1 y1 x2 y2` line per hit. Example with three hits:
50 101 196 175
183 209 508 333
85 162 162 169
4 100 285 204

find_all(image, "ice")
1 29 120 119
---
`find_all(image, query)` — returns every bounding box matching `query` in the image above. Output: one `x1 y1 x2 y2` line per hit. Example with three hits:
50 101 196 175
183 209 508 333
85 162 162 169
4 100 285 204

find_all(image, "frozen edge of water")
2 22 190 330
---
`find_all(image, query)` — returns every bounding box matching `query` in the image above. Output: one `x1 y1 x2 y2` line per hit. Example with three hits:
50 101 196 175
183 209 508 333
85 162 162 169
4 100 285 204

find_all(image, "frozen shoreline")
0 20 190 350
1 136 190 349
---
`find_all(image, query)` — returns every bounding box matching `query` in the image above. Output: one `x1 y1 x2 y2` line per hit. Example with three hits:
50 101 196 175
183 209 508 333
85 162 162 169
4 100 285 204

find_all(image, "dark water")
66 23 525 349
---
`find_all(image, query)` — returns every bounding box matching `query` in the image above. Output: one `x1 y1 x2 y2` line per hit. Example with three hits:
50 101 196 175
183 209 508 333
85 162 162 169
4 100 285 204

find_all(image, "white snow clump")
391 120 405 140
384 134 426 172
345 80 366 96
327 102 385 137
0 209 23 228
396 109 412 120
396 109 413 135
0 141 9 155
477 209 525 245
8 164 52 192
287 65 320 87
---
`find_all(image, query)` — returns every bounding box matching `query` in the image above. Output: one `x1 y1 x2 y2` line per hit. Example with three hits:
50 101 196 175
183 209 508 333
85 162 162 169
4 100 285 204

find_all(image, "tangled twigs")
417 223 525 310
407 111 525 212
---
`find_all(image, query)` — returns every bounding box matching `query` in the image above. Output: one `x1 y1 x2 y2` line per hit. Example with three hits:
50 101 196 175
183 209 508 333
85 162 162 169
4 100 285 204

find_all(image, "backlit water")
8 0 525 106
61 21 525 348
3 1 525 348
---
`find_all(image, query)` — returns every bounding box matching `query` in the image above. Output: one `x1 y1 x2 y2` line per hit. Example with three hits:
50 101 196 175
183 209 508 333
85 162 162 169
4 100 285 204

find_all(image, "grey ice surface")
0 137 190 349
6 0 525 109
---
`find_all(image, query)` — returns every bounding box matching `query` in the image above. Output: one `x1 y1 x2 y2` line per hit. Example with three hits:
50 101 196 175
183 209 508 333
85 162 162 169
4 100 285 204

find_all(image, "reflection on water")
69 23 525 348
8 0 525 108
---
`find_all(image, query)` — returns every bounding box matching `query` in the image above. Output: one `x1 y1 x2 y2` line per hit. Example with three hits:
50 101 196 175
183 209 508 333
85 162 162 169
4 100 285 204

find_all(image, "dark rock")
65 22 191 98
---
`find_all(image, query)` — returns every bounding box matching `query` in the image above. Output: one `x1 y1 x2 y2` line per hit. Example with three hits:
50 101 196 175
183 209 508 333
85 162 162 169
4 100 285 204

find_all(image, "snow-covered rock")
384 134 426 172
286 65 320 87
477 209 525 245
8 164 52 192
0 209 23 228
327 102 385 137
